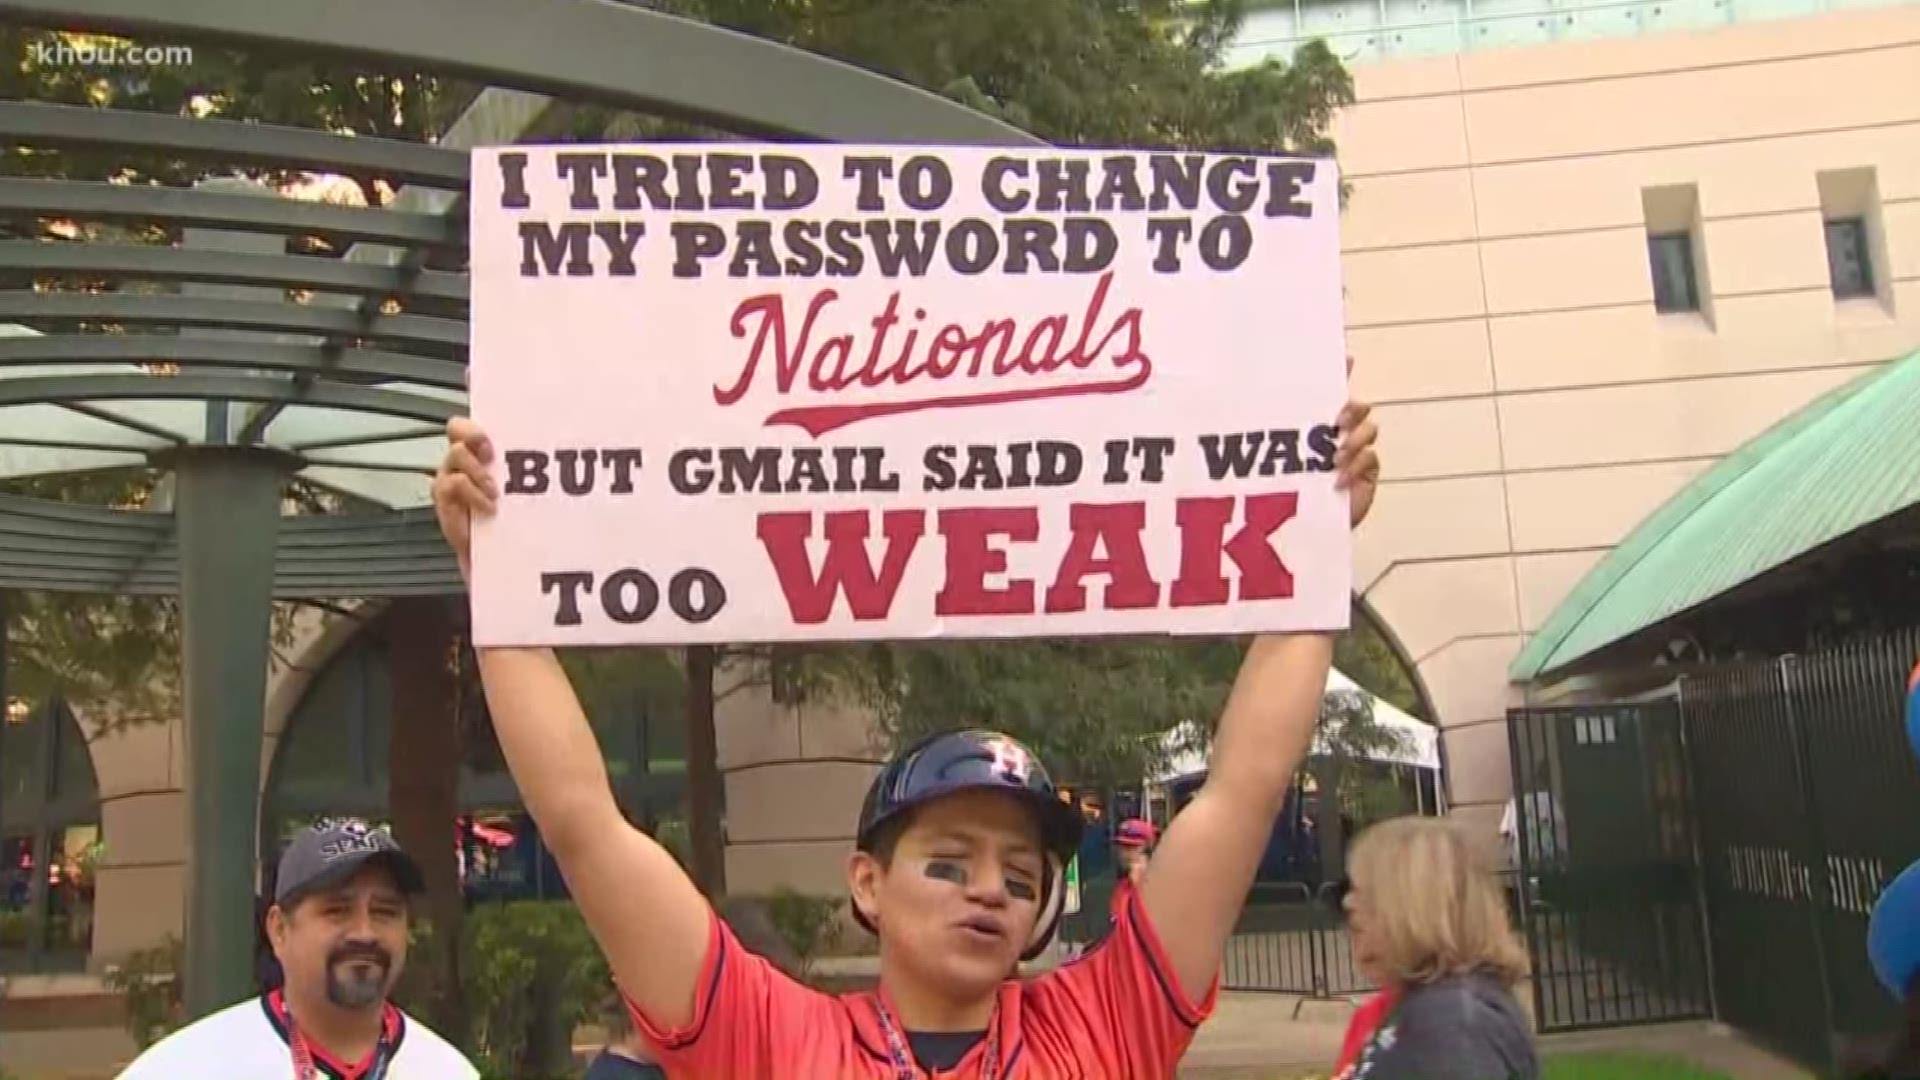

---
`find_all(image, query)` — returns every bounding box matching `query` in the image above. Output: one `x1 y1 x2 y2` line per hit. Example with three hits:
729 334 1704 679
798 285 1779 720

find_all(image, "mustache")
327 944 392 969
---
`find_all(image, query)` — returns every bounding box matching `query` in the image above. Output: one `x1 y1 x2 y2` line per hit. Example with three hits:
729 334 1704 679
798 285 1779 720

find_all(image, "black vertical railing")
1506 703 1712 1032
1221 882 1377 997
1681 626 1920 1072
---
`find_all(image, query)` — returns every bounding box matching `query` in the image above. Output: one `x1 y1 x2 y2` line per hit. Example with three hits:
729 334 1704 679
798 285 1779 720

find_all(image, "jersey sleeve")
1034 881 1219 1076
624 909 832 1077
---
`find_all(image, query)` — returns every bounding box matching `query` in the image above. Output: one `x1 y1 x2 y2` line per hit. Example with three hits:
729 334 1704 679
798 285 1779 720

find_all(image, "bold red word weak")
757 492 1299 624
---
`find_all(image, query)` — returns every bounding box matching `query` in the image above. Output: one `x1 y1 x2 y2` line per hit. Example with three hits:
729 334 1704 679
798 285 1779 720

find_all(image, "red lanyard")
870 997 1002 1080
286 1014 395 1080
289 1026 321 1080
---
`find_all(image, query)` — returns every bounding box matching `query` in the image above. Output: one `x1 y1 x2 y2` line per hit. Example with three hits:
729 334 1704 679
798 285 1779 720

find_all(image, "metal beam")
0 374 463 423
0 337 463 389
0 565 164 591
0 294 465 353
0 434 155 454
0 0 1045 146
180 178 320 446
0 509 165 542
173 448 285 1017
238 87 551 443
0 101 468 188
0 179 461 248
298 456 430 475
0 494 462 596
284 425 444 453
54 401 190 445
0 242 468 303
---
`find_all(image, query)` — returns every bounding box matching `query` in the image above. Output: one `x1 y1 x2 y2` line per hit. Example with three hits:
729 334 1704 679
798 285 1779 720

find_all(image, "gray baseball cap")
273 818 425 906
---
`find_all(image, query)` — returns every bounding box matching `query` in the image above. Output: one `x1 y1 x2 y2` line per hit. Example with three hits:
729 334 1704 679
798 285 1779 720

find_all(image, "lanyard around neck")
870 996 1002 1080
286 1012 395 1080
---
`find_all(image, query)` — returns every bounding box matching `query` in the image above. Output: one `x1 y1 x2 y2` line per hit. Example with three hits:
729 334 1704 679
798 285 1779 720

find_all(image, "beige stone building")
5 0 1919 1056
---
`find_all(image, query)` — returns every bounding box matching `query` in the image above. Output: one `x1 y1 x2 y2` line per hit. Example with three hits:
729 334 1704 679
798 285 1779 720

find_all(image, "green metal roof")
1510 348 1920 683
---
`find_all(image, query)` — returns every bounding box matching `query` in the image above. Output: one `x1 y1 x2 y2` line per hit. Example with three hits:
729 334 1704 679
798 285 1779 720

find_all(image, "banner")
468 144 1350 646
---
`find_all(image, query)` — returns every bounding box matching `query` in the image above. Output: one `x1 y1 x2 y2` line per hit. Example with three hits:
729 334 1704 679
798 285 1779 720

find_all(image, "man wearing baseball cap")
118 818 478 1079
1111 817 1158 915
430 391 1379 1078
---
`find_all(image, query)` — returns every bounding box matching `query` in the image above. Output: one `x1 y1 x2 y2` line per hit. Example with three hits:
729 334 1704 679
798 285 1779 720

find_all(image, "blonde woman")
1332 816 1539 1080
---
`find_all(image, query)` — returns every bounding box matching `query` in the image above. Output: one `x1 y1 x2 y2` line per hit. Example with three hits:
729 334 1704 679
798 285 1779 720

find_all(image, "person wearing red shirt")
1109 818 1157 922
430 396 1379 1079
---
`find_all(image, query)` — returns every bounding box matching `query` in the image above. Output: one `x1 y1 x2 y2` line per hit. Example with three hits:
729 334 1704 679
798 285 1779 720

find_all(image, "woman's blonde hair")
1346 815 1529 988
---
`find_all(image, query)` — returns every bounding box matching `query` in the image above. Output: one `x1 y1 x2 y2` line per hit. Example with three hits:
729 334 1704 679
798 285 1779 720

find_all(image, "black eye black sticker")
924 860 968 886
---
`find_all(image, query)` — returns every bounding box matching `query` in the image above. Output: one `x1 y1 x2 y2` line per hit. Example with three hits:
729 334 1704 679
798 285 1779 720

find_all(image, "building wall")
1338 2 1920 849
715 668 886 901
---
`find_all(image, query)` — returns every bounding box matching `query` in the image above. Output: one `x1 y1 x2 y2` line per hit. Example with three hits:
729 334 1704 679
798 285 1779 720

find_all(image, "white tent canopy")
1150 667 1441 782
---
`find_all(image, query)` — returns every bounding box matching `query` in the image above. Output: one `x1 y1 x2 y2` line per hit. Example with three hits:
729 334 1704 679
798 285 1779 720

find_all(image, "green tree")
1308 688 1421 875
1337 606 1425 718
695 0 1352 154
839 638 1237 786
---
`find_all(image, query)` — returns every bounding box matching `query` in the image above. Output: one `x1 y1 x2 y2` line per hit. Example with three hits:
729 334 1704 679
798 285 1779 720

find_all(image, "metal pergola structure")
0 0 1039 1018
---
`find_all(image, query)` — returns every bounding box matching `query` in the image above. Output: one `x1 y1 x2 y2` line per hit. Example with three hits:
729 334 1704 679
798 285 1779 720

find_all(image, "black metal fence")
1682 627 1920 1072
1222 883 1376 997
1507 703 1714 1032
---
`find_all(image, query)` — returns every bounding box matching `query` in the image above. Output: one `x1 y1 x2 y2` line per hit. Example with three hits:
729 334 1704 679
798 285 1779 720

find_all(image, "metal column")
174 447 285 1017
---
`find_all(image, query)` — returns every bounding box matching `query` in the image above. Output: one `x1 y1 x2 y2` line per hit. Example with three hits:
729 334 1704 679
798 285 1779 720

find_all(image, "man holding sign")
445 143 1376 1078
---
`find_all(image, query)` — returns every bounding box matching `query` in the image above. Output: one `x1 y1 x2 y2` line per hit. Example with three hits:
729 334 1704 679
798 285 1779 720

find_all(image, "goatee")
324 947 392 1009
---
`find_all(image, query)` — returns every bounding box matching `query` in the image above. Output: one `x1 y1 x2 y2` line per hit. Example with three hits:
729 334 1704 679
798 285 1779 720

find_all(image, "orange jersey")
630 884 1217 1079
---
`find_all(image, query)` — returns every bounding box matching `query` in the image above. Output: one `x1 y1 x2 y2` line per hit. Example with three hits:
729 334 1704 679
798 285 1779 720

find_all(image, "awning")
1151 667 1443 781
1510 349 1920 683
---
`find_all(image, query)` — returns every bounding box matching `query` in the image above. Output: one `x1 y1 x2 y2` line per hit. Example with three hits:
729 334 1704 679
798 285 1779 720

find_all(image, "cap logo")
316 817 388 862
986 738 1033 784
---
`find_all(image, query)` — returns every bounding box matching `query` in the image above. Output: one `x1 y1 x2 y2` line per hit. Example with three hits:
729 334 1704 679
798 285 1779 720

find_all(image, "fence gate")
1222 883 1376 997
1682 629 1920 1072
1506 703 1712 1031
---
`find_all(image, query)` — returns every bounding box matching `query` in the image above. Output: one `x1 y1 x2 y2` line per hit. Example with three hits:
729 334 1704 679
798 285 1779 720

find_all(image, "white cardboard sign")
467 144 1350 646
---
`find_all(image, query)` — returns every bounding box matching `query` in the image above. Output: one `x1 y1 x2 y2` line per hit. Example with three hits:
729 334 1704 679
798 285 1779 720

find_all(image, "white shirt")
116 992 477 1080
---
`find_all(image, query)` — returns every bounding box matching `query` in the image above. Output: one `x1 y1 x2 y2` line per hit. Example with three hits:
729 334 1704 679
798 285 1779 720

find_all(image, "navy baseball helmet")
853 729 1084 960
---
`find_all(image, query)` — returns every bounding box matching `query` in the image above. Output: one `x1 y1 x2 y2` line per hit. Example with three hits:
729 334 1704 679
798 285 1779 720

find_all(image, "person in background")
1111 818 1157 918
1334 815 1539 1080
582 999 666 1080
118 819 477 1079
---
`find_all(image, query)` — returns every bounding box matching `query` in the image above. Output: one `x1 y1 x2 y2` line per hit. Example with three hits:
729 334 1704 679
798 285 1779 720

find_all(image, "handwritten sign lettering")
467 145 1350 646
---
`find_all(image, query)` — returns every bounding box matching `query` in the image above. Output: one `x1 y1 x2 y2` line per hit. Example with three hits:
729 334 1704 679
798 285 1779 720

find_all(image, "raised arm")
433 418 712 1029
1138 399 1378 1002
